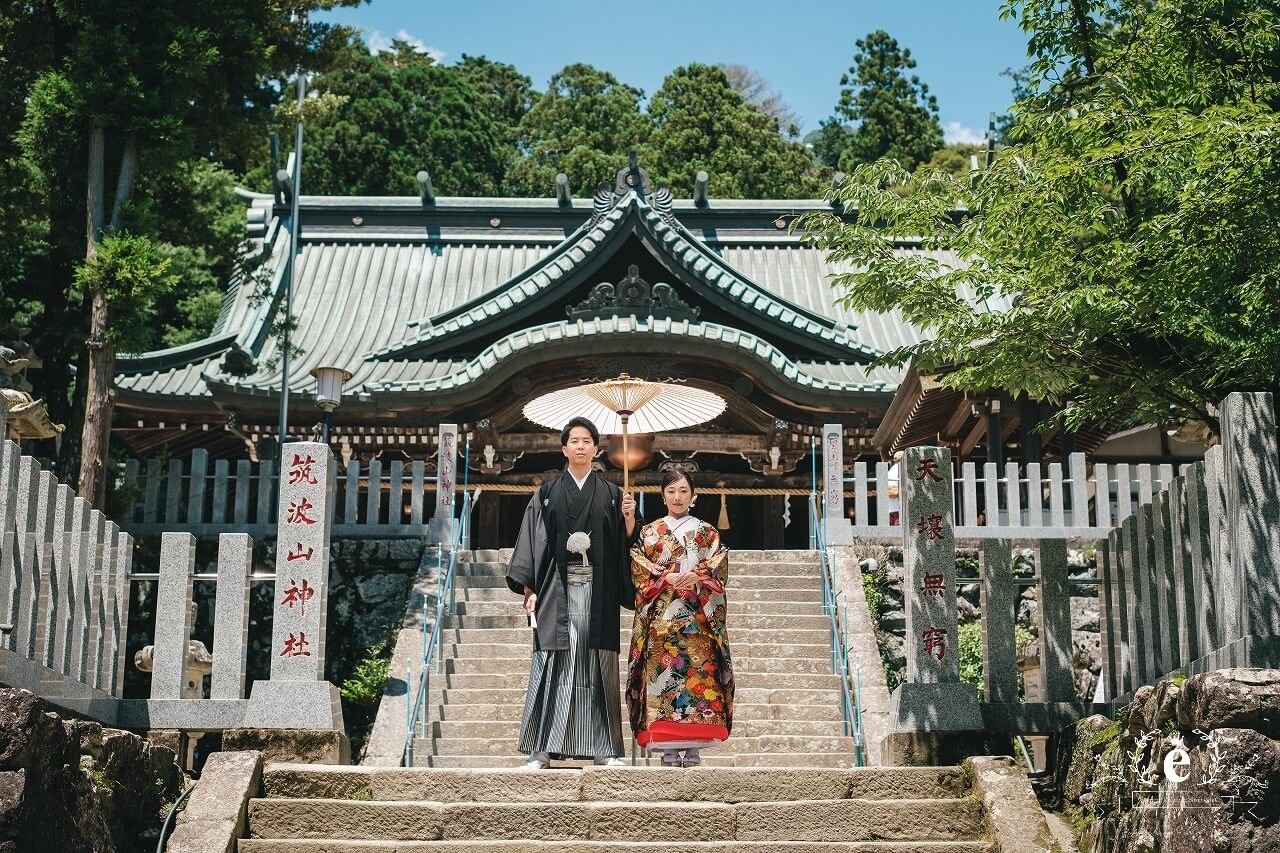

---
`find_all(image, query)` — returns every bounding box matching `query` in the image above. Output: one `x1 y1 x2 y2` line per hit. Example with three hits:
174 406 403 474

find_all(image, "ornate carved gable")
567 265 699 323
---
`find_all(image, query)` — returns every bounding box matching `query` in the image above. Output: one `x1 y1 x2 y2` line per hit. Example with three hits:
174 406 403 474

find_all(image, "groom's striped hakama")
517 563 625 759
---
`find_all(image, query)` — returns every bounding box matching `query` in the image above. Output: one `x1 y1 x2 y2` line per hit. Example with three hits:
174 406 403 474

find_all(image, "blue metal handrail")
811 493 864 767
403 484 478 766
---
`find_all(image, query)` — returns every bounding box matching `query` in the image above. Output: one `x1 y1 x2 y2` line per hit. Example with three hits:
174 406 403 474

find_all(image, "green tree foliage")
74 234 178 354
829 30 944 172
918 143 984 180
301 41 507 196
802 0 1280 436
1 0 359 489
507 63 653 197
647 64 821 198
454 54 535 189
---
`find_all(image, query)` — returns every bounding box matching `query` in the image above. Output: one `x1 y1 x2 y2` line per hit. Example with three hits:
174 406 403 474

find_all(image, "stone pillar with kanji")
822 423 853 544
902 446 960 683
884 446 982 764
242 442 344 735
432 423 459 544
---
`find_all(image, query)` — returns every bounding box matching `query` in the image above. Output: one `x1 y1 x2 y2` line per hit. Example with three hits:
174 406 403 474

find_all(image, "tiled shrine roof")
115 185 1002 415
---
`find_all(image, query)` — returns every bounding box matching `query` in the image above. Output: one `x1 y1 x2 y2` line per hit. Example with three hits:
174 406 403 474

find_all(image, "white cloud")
366 29 446 63
944 121 985 146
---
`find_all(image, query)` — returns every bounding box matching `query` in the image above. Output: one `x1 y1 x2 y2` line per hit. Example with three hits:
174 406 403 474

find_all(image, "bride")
625 471 734 766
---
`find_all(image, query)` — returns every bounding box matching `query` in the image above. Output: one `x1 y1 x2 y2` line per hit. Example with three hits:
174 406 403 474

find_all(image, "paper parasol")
522 374 726 491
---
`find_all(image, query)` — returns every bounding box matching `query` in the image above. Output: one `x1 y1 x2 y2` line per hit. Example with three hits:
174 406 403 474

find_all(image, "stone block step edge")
259 765 972 804
245 797 986 843
240 840 994 852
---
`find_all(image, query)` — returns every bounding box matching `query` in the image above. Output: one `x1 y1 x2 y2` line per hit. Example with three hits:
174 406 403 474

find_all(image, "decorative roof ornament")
650 185 676 225
589 183 616 226
614 150 651 199
567 265 700 323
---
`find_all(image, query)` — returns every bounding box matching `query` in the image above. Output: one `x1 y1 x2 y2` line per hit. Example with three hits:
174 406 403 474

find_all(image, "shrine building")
111 162 1203 549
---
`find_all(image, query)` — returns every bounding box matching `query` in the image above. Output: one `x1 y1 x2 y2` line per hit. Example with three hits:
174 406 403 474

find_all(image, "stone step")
430 701 845 724
427 718 850 740
457 586 824 603
411 752 865 769
442 627 835 646
445 656 838 677
242 839 991 852
454 599 826 618
453 574 825 591
260 765 969 804
247 797 981 843
462 550 820 562
443 613 833 631
424 686 844 706
430 671 842 691
443 642 833 663
418 734 858 758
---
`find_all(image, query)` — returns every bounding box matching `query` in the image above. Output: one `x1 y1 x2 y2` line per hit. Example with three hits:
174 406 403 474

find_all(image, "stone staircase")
239 763 993 851
412 549 860 769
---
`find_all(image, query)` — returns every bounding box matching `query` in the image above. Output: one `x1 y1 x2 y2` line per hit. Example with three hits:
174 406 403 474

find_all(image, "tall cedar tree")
830 30 944 172
801 0 1280 436
507 63 652 197
647 64 821 198
9 0 358 504
300 42 507 196
453 54 535 193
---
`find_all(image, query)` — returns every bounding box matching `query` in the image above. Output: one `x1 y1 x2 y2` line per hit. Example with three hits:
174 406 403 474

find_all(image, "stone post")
979 539 1017 702
1119 516 1141 692
0 439 17 647
822 424 852 544
1202 446 1236 644
151 533 195 699
1098 537 1121 700
1166 475 1199 666
885 446 980 761
242 442 343 732
1183 462 1218 657
1219 392 1280 658
211 533 252 700
1151 491 1180 673
1134 504 1162 683
1036 540 1074 702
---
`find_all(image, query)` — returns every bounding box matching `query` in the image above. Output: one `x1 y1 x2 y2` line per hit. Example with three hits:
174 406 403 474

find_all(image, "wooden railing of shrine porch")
116 448 459 538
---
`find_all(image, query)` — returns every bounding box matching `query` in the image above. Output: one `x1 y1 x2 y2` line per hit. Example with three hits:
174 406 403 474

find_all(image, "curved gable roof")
368 192 877 363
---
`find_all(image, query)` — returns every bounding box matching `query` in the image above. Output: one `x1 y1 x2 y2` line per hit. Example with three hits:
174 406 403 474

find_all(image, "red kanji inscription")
921 573 945 596
923 626 947 661
280 578 316 617
288 453 318 485
917 514 945 540
280 631 311 657
285 543 314 562
915 459 942 482
287 497 317 525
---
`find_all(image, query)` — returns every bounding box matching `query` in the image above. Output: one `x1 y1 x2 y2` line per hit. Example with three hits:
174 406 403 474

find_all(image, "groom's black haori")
506 417 641 760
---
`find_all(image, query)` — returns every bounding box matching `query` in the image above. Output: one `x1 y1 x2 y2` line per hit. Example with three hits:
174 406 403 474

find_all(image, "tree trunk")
78 292 114 510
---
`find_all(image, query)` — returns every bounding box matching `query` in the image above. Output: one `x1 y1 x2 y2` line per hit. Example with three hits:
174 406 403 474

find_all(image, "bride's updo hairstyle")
661 470 696 494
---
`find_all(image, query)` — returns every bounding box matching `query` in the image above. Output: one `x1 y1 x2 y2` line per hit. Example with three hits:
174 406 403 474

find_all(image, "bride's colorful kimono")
626 516 734 749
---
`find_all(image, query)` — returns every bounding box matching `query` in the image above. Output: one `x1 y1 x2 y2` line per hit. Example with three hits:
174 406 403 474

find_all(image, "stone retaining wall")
0 687 183 852
1055 668 1280 852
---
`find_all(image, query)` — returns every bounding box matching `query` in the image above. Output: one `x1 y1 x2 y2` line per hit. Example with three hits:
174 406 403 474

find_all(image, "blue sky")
319 1 1031 144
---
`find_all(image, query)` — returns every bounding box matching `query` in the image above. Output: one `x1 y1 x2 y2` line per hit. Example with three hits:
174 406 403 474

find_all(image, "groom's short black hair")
561 417 600 446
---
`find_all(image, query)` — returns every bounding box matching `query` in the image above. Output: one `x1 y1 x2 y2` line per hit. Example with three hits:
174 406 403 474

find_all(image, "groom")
506 416 639 768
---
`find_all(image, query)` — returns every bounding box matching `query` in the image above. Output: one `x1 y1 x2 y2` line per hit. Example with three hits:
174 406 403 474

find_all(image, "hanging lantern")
607 433 654 471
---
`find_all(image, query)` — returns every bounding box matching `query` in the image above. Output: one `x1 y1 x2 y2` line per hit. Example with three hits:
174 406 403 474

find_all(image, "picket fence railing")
119 449 450 537
824 448 1180 540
